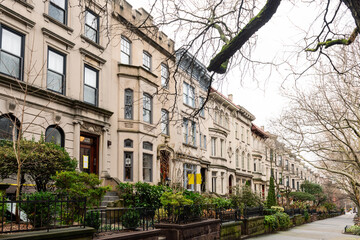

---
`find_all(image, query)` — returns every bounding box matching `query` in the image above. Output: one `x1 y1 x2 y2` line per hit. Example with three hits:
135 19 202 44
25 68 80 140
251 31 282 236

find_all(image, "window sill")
210 156 227 161
14 0 34 10
183 103 196 109
80 35 105 51
182 143 197 149
43 13 74 33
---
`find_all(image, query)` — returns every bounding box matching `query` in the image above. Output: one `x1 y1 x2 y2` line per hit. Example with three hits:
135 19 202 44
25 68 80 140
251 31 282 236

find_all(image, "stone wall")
220 221 242 240
293 214 305 226
155 219 221 240
243 216 265 237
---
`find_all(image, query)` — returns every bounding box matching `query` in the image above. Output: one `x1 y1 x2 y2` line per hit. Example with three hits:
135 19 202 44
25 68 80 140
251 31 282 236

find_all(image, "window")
183 82 195 107
278 155 282 166
0 27 24 79
161 109 169 135
143 141 153 151
212 172 217 193
241 152 245 169
143 51 151 71
297 182 299 190
184 164 196 191
143 154 152 182
124 152 133 181
246 130 249 144
254 160 257 172
220 139 224 157
235 123 238 139
47 48 65 94
121 36 131 64
83 65 98 106
0 114 19 140
45 125 64 147
279 173 283 185
199 96 205 117
236 150 239 168
247 154 251 171
203 135 207 149
292 179 295 189
143 93 152 124
291 164 295 173
211 137 216 156
85 10 99 43
183 118 196 146
241 126 244 141
200 134 206 149
285 160 289 171
221 172 224 194
124 139 133 148
124 89 133 119
286 176 289 187
161 63 169 88
49 0 67 24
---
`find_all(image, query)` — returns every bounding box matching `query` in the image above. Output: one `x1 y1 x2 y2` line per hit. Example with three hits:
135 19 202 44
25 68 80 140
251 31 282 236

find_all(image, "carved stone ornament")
80 122 103 134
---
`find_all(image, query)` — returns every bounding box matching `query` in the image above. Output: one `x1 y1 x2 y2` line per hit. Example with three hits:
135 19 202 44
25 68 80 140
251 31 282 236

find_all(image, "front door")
80 133 99 175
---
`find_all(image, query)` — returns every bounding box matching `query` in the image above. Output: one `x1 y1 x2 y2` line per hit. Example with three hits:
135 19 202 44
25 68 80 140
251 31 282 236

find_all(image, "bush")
85 211 100 230
271 206 284 212
122 209 141 229
274 212 292 230
304 210 310 222
212 197 232 209
346 225 360 235
264 215 278 230
266 176 277 208
0 191 7 220
21 191 57 228
160 191 193 207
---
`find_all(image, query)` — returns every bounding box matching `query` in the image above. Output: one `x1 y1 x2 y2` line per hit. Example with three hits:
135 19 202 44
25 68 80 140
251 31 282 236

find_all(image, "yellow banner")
188 174 194 184
196 173 202 184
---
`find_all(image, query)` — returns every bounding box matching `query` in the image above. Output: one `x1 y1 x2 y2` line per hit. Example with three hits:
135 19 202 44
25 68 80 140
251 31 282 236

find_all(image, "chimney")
228 94 233 101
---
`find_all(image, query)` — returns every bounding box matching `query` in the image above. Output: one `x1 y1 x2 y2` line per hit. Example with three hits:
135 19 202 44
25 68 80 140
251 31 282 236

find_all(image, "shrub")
85 211 100 230
264 215 278 230
274 212 292 230
122 209 141 229
271 206 284 212
21 191 57 228
160 191 193 207
212 197 231 209
0 191 7 220
303 210 310 222
345 225 360 235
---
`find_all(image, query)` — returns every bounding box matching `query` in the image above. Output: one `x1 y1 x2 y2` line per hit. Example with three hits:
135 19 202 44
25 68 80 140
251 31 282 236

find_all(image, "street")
249 213 360 240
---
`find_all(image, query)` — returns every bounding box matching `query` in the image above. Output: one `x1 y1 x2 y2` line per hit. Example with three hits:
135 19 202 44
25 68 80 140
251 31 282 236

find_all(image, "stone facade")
0 0 319 196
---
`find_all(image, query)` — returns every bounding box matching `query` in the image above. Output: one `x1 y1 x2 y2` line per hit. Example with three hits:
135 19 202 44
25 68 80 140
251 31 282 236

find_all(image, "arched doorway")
160 150 170 184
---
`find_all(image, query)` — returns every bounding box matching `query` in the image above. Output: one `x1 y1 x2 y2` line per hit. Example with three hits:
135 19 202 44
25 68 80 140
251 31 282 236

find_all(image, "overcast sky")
126 0 332 129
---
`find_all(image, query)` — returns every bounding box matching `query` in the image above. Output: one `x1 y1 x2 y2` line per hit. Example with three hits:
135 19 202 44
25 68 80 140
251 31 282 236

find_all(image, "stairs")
100 191 120 208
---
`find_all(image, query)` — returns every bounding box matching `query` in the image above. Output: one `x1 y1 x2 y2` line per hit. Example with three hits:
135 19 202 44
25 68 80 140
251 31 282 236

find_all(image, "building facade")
0 0 318 197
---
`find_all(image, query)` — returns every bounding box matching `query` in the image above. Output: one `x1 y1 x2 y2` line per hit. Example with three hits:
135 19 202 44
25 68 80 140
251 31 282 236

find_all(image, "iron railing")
87 207 155 232
0 196 86 233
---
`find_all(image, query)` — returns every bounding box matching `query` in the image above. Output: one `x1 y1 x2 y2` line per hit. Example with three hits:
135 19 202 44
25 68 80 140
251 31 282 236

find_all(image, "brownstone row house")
0 0 319 197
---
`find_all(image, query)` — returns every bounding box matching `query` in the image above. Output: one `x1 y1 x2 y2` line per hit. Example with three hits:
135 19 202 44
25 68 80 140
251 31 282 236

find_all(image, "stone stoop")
100 191 120 208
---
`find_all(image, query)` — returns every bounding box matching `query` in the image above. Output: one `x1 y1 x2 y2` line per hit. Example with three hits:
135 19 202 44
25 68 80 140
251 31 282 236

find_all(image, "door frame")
80 132 99 175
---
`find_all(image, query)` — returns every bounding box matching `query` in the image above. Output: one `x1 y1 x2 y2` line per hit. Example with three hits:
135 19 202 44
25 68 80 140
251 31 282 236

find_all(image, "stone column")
72 120 81 170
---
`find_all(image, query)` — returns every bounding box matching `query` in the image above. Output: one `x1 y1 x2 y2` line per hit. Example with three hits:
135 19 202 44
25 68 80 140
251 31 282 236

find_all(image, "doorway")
80 132 99 175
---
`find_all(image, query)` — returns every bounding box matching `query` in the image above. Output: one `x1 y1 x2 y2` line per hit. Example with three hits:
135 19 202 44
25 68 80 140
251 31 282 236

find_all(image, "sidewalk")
249 213 360 240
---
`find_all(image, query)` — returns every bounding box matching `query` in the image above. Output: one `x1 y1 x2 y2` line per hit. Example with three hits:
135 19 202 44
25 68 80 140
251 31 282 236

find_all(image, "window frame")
183 118 196 146
45 125 65 147
199 96 205 117
49 0 68 24
211 137 216 156
83 64 99 106
0 26 25 80
184 163 196 191
47 47 66 94
120 36 131 64
84 9 99 43
161 109 169 135
183 82 195 107
124 151 133 181
143 153 153 182
143 93 152 124
161 63 169 88
142 51 151 71
0 114 20 141
124 88 133 119
124 139 133 148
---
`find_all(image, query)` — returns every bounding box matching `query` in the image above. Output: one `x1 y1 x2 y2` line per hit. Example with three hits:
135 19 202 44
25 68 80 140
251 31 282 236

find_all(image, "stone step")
106 191 118 196
103 196 119 201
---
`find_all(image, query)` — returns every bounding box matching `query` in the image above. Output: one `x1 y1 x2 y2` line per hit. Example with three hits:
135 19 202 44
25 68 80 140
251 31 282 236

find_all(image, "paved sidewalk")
249 213 360 240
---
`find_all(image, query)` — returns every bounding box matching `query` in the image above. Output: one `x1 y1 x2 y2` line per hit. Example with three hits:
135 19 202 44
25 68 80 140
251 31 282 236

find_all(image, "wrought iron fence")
216 208 241 222
87 207 155 232
156 205 217 224
243 206 264 218
0 196 86 233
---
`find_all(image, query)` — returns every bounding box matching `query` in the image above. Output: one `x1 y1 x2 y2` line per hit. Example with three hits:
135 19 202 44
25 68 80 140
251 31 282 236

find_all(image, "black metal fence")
87 207 155 232
284 208 303 216
0 197 86 233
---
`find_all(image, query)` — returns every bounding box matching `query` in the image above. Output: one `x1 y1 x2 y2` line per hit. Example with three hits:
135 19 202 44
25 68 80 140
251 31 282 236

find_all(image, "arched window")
45 125 64 147
236 149 239 168
0 114 20 140
241 152 245 169
247 153 251 171
124 139 133 148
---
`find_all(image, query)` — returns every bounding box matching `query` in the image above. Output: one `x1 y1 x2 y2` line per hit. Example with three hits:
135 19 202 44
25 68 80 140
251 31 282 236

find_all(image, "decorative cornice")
208 127 228 137
79 48 106 64
0 73 113 118
42 27 75 48
0 4 35 28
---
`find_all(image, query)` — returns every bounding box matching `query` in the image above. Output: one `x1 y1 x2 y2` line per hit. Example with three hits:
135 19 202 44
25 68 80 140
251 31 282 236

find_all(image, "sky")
125 0 339 129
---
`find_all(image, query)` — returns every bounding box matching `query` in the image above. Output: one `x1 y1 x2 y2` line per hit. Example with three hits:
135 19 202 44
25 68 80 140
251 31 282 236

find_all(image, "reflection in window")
124 152 133 181
0 114 19 140
143 153 152 182
124 89 133 119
